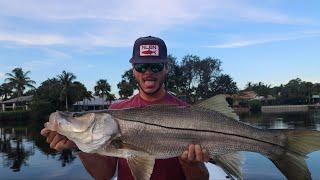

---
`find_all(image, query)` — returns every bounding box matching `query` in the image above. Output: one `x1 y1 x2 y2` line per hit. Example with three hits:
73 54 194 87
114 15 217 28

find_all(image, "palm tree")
94 79 115 108
105 93 116 105
5 68 36 98
94 79 111 97
0 83 13 100
57 71 76 111
245 82 253 91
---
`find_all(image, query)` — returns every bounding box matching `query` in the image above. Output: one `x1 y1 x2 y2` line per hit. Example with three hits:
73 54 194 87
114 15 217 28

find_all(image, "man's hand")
40 128 77 151
180 144 209 163
179 144 210 180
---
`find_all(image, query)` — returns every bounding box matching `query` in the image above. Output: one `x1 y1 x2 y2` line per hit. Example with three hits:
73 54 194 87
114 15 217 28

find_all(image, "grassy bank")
0 110 31 121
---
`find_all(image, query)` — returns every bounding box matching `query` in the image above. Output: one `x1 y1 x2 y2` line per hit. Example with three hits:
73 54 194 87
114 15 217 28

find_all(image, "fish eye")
72 113 82 117
111 139 123 149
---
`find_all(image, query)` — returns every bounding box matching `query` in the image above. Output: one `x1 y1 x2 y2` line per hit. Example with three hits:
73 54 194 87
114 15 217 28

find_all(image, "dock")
262 104 320 113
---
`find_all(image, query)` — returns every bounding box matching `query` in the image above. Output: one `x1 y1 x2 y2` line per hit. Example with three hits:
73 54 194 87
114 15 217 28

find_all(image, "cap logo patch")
140 45 159 56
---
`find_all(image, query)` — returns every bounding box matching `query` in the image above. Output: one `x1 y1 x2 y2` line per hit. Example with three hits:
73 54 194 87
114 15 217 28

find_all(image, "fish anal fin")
127 155 155 180
195 94 239 120
210 152 244 180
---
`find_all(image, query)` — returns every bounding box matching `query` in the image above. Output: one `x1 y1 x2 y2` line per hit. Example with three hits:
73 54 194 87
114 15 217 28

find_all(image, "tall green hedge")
0 110 30 121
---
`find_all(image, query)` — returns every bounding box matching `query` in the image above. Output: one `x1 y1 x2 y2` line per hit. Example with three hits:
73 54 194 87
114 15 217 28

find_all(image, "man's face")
133 63 168 95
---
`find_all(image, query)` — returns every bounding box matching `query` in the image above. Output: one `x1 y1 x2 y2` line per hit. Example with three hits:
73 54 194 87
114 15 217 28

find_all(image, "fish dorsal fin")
211 153 244 180
195 94 239 120
127 155 155 180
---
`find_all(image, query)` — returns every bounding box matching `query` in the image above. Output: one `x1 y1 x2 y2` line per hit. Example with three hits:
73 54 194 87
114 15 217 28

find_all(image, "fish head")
46 111 95 133
45 111 120 153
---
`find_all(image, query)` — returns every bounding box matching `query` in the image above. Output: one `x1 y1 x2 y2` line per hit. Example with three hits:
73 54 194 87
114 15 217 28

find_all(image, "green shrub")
30 100 55 116
249 99 262 112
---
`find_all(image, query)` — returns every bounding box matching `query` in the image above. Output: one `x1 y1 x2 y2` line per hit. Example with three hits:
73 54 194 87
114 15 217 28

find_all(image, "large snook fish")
45 95 320 180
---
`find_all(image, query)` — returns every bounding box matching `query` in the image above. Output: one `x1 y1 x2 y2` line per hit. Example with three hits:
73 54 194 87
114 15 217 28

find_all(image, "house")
237 91 258 100
260 95 276 105
1 95 33 111
73 96 123 111
230 91 258 106
312 95 320 103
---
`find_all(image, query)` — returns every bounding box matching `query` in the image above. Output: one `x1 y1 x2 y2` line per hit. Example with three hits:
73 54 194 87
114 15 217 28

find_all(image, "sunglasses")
134 63 165 73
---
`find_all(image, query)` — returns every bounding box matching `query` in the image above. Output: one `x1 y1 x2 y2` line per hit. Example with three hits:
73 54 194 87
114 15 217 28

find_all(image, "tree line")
244 79 320 105
117 55 238 103
1 55 320 113
0 68 115 113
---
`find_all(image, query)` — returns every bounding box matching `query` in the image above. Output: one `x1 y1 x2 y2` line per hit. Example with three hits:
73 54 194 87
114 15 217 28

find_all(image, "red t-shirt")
109 92 188 180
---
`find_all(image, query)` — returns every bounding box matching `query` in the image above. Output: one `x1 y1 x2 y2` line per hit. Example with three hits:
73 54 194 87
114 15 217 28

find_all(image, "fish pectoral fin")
194 94 239 120
127 155 155 180
210 152 244 180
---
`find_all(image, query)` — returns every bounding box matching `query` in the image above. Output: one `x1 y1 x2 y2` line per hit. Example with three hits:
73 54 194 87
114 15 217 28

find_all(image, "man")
41 36 209 180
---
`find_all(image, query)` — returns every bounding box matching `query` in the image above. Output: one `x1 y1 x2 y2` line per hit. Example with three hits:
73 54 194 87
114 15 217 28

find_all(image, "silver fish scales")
45 95 320 180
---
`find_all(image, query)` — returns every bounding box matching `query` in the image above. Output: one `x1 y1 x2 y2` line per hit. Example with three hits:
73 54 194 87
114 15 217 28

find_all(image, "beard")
137 75 166 95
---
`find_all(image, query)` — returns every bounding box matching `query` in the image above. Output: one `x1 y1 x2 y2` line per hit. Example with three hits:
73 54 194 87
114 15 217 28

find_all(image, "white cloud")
22 60 55 71
0 0 313 24
0 32 66 45
0 72 4 78
0 0 316 47
0 0 198 22
213 0 315 25
87 64 95 68
204 30 320 48
41 48 72 59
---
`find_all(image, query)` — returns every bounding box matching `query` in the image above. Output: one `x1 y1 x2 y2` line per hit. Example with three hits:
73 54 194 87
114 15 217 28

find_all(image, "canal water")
0 111 319 180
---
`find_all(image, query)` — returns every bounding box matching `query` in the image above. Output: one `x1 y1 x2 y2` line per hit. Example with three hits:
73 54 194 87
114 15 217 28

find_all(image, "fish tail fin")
269 151 311 180
284 130 320 155
269 130 320 180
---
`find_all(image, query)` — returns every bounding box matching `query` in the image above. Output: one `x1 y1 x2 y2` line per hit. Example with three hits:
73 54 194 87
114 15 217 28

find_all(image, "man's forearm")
179 158 209 180
78 152 117 180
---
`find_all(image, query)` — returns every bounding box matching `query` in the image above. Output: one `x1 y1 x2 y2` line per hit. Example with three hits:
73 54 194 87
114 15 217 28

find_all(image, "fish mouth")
46 111 65 131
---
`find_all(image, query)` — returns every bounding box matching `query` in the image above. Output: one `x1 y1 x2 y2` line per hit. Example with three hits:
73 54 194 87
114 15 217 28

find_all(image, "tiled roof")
2 95 33 104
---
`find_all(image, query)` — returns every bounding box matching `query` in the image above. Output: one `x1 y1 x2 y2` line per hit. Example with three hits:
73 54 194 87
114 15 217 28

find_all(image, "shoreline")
262 104 320 113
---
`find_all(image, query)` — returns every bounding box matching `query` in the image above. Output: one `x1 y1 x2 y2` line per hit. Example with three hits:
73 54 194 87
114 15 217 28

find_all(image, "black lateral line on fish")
115 117 284 148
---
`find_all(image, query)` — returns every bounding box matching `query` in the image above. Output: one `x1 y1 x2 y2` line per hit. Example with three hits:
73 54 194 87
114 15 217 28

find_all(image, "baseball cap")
130 36 168 64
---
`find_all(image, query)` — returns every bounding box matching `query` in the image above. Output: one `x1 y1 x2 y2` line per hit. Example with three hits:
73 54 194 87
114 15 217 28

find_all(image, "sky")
0 0 319 96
